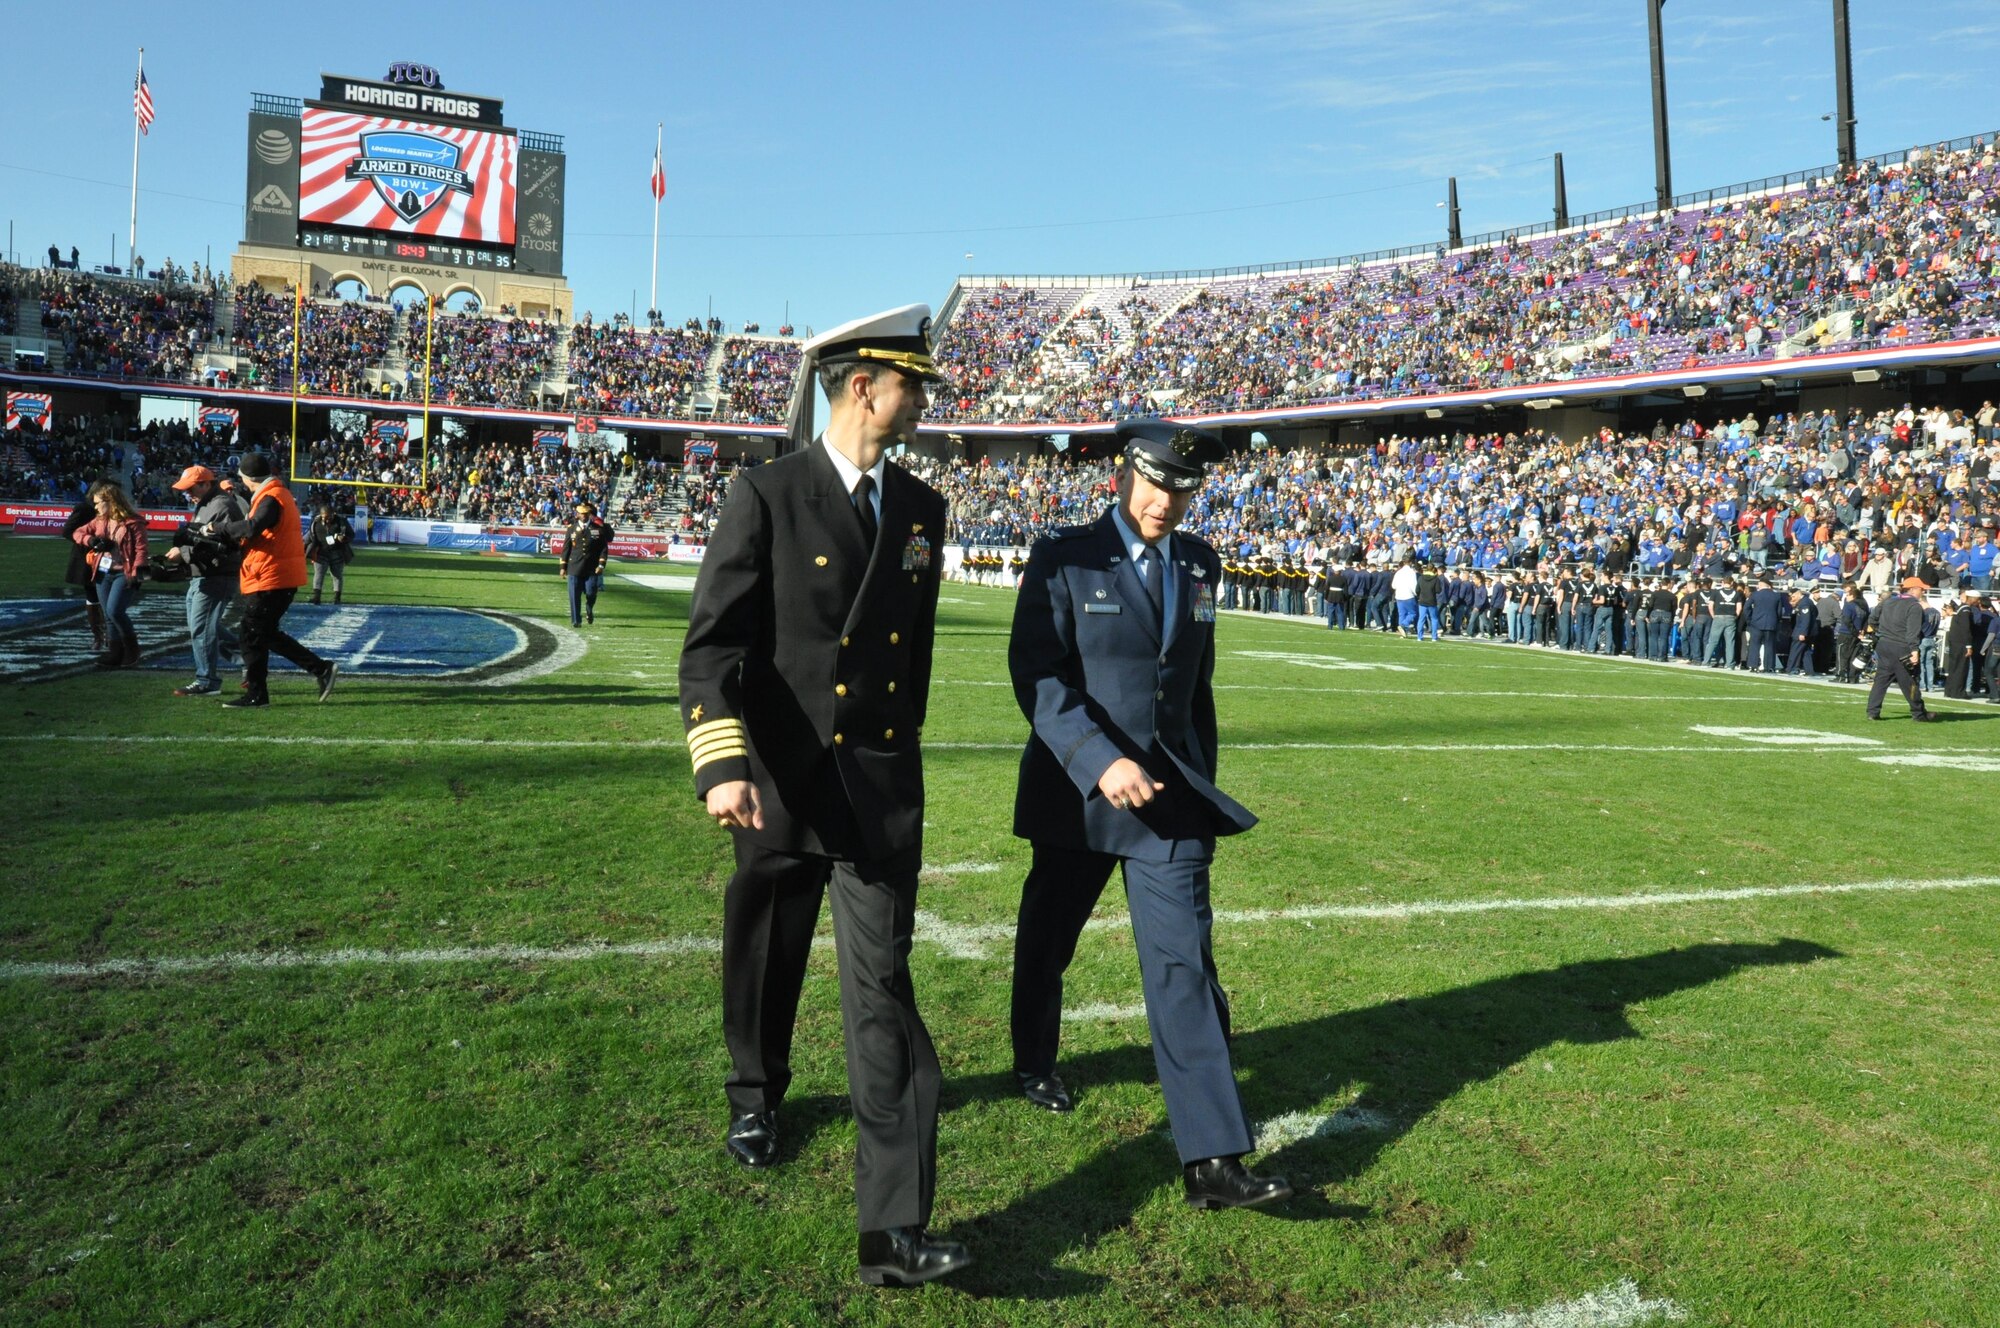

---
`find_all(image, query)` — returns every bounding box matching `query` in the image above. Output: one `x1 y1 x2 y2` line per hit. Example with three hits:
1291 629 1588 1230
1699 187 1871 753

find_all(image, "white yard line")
937 679 1856 704
1255 1106 1395 1149
1062 1002 1147 1023
1416 1280 1687 1328
0 733 1983 758
6 874 1995 983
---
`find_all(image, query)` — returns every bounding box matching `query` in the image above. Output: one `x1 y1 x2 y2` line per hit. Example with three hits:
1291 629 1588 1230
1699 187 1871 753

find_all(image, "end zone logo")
346 131 474 223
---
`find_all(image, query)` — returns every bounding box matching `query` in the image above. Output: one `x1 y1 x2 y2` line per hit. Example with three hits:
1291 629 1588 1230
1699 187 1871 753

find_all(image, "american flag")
650 142 666 202
134 69 155 135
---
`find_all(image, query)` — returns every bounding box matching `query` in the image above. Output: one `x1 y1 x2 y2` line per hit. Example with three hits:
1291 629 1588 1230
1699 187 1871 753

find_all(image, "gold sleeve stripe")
686 718 745 746
689 734 751 762
691 744 749 771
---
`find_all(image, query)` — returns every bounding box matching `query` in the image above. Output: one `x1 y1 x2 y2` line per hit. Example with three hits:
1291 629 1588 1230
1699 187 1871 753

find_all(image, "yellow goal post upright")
286 285 438 494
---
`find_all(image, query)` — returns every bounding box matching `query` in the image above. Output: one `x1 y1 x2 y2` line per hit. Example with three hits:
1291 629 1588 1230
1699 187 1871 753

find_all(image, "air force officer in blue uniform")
1007 418 1291 1211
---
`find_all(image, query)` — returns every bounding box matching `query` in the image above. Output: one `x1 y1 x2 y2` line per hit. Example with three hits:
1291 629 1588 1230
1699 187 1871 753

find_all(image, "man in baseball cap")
164 465 246 697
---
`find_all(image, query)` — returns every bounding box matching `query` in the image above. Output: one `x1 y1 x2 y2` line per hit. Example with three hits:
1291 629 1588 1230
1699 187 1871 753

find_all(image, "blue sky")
4 1 1996 335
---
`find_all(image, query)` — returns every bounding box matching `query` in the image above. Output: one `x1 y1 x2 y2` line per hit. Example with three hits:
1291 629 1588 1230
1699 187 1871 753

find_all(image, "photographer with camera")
306 499 355 606
69 483 150 669
162 465 246 698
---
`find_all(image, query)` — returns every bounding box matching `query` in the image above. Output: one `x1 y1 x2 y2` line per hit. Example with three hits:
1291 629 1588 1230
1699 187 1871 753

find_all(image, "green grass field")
3 539 1997 1327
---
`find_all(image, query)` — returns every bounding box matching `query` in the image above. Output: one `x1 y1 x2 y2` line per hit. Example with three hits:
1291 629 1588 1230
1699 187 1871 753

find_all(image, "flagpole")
650 123 662 317
129 48 143 277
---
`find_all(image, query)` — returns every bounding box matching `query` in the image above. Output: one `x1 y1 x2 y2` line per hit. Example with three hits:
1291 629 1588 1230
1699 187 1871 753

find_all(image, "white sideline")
5 874 1996 982
941 679 1854 704
1417 1279 1687 1328
11 733 1990 757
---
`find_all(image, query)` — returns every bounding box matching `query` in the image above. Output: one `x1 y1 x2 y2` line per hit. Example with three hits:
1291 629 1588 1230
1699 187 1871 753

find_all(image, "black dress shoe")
1183 1156 1293 1210
1015 1070 1073 1113
724 1112 779 1169
856 1226 973 1286
1913 712 1942 722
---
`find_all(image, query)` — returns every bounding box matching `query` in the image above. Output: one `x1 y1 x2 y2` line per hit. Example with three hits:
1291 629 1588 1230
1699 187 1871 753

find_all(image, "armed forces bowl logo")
346 130 475 223
0 600 579 686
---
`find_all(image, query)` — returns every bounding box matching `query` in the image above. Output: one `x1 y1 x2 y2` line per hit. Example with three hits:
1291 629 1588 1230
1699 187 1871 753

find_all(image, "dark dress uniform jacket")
679 445 946 863
1009 511 1256 861
560 517 615 577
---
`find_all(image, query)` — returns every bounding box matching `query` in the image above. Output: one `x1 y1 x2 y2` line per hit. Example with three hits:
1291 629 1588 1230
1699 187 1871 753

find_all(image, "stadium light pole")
1554 152 1569 231
1831 0 1857 168
1647 0 1673 214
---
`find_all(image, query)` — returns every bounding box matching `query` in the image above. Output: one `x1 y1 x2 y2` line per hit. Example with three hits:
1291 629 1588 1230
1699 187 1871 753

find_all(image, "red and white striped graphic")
298 106 517 245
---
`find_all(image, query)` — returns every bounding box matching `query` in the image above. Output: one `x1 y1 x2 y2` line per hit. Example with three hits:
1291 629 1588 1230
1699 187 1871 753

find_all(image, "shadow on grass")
945 937 1838 1300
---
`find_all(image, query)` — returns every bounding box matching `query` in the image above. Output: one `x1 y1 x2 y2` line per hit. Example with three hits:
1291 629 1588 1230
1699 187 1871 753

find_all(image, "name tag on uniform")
1084 603 1122 615
1191 583 1216 623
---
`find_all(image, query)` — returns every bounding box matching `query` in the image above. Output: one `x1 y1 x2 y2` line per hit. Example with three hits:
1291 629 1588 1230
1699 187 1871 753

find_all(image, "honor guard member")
676 304 970 1287
558 500 615 626
1007 416 1292 1212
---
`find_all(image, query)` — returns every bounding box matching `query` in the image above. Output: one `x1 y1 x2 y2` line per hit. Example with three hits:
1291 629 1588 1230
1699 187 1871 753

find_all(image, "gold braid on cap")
855 347 939 376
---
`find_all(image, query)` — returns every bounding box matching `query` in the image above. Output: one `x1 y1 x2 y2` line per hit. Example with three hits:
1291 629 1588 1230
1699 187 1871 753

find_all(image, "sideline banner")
3 501 187 533
428 530 541 553
5 393 53 432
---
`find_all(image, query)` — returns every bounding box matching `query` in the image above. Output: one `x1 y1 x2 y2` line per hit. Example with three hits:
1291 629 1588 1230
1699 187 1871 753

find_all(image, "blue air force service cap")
1114 416 1225 492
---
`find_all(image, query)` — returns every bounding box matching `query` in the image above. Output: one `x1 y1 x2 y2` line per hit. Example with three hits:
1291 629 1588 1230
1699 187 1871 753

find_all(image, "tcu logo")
386 63 442 88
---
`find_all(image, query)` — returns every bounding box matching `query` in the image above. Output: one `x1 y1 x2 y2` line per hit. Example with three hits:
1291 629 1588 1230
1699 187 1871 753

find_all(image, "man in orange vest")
213 453 338 709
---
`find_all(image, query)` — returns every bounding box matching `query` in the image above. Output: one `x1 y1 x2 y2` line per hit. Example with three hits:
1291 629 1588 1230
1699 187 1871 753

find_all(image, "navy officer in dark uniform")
1007 417 1291 1211
677 303 969 1285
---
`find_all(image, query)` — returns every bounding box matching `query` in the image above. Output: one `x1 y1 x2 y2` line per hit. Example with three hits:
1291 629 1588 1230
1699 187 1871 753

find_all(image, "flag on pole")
134 69 155 135
650 141 666 201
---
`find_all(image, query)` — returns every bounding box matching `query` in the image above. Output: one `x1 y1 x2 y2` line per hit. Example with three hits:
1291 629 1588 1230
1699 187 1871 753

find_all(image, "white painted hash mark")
1232 649 1416 673
1861 754 2000 772
1254 1106 1392 1149
1062 1002 1147 1023
6 874 1998 983
1416 1279 1686 1328
1688 725 1881 746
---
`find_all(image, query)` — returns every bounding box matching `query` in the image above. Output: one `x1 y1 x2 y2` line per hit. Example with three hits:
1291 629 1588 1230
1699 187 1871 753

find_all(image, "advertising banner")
514 146 566 277
300 105 517 245
6 393 53 431
428 530 541 553
244 110 302 247
3 502 187 533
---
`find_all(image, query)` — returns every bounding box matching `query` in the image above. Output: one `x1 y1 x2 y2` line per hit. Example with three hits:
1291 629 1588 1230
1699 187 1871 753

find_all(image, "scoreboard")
244 66 565 277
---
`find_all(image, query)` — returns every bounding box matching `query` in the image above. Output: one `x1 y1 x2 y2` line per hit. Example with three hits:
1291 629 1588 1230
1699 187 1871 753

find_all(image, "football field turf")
3 543 1996 1327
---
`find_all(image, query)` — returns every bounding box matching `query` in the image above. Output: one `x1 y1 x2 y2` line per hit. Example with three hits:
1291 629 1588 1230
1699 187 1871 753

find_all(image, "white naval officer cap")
784 303 950 447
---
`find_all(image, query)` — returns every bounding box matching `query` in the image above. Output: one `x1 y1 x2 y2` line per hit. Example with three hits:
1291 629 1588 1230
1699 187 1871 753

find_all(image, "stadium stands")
908 402 1998 591
713 337 802 425
566 317 713 419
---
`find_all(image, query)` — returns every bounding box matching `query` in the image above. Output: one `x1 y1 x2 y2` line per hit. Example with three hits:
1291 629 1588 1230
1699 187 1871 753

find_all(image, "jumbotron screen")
299 105 517 245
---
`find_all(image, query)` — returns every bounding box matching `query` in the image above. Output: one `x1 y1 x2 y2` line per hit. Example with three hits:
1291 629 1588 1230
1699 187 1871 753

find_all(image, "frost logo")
346 131 473 223
251 184 293 215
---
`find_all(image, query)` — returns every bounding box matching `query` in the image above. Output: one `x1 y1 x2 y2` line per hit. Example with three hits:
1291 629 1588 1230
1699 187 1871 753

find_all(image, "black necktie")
852 474 878 547
1138 545 1166 626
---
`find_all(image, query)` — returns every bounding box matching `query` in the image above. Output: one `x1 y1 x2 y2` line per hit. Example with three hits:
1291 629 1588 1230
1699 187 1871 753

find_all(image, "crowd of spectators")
566 317 713 418
26 267 217 382
450 442 616 526
407 307 562 409
233 287 395 397
907 403 1998 601
934 137 2000 423
0 415 130 502
613 456 684 529
713 338 801 424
